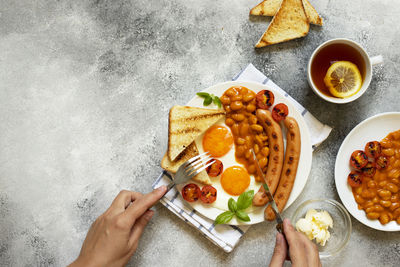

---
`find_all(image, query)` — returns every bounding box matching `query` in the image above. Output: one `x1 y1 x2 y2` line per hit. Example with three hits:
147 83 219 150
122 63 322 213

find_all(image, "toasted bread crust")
161 142 212 185
255 0 310 48
167 106 225 161
250 0 323 26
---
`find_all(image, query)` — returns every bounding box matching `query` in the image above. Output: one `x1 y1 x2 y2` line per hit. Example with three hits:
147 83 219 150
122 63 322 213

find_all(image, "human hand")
69 186 167 267
269 219 321 267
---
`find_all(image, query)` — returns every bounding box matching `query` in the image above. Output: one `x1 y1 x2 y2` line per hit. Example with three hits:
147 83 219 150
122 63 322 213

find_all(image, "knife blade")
251 149 284 233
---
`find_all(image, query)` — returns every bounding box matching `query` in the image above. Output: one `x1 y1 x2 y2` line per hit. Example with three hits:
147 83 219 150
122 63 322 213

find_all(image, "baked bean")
231 95 243 102
248 164 255 174
372 196 379 203
361 190 375 199
380 140 392 148
239 123 249 137
388 169 400 179
246 104 256 112
390 202 400 211
243 93 255 102
393 159 400 168
391 195 399 202
378 189 391 200
231 123 239 136
382 148 395 156
368 181 377 188
378 180 387 187
225 118 234 126
355 195 365 204
245 136 252 147
249 115 258 125
373 204 384 212
226 88 239 96
365 207 374 213
261 147 270 156
379 213 390 224
380 200 392 208
238 87 248 94
254 144 260 154
355 187 363 195
386 183 399 193
220 95 230 105
393 208 400 218
367 212 380 219
232 113 245 121
231 101 243 111
236 137 245 145
364 201 374 208
251 124 263 133
245 149 251 159
225 105 231 113
260 134 268 141
259 157 268 168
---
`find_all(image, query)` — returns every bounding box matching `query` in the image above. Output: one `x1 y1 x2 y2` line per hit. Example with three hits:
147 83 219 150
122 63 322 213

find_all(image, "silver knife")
251 149 284 233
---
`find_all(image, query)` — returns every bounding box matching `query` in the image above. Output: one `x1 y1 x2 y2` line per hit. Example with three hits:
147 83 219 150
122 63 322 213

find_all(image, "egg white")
193 118 263 213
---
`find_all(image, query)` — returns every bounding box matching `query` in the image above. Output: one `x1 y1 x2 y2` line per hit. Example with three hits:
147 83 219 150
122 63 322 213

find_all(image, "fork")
165 151 215 193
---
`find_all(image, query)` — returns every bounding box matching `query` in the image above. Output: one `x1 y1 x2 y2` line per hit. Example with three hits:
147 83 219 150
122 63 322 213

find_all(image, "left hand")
69 186 167 267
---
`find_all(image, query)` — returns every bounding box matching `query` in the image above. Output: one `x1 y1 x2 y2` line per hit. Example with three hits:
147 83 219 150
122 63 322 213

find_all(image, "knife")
251 149 284 233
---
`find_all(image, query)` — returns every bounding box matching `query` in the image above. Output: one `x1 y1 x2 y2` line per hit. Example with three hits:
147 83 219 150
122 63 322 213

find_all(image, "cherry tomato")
256 90 275 109
347 171 363 187
365 141 382 158
272 103 289 122
361 161 376 177
200 185 217 204
350 150 368 170
205 159 223 177
181 183 200 202
375 156 388 170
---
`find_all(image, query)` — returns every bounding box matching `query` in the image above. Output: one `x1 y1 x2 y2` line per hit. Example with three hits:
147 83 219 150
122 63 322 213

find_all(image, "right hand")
269 218 321 267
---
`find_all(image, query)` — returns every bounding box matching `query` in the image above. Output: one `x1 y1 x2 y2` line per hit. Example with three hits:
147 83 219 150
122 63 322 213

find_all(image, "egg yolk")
202 125 233 157
221 166 250 196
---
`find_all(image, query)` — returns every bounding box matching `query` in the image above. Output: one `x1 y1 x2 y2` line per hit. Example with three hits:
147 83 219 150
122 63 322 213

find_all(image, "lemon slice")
324 61 362 98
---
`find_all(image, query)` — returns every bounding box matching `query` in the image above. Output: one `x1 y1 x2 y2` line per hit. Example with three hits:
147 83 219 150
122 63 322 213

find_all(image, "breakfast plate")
175 81 313 225
335 112 400 231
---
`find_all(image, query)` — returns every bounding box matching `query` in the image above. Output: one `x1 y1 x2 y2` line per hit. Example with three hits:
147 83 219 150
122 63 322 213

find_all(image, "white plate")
176 81 312 225
335 112 400 231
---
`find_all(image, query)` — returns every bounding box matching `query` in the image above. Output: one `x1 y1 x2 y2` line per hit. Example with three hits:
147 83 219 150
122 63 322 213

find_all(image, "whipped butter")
295 209 333 246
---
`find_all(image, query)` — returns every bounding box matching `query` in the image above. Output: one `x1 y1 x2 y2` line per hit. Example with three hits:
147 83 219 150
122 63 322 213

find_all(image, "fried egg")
194 119 262 213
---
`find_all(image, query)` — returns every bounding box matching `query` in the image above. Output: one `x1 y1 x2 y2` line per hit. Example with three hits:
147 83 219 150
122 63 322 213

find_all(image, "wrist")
69 255 99 267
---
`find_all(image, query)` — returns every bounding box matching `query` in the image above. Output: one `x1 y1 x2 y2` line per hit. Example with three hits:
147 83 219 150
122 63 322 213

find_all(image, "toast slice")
168 105 225 161
161 142 212 185
250 0 323 26
255 0 310 48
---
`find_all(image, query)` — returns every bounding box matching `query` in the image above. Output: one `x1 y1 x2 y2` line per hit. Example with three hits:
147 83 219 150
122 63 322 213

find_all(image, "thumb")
129 210 154 248
269 233 288 267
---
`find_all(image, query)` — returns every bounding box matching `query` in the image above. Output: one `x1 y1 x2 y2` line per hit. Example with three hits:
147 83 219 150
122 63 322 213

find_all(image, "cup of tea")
307 38 383 104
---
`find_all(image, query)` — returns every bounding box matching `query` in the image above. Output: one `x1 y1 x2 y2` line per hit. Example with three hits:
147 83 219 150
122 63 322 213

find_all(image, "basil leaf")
235 210 251 222
215 211 235 225
197 92 210 98
213 96 222 108
228 198 237 212
237 190 254 210
203 96 212 106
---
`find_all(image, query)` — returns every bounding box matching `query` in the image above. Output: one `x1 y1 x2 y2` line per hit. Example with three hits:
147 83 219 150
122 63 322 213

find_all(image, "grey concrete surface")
1 0 399 266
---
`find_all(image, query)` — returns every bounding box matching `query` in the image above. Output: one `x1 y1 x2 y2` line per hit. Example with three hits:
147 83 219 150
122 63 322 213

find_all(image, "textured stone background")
1 0 400 266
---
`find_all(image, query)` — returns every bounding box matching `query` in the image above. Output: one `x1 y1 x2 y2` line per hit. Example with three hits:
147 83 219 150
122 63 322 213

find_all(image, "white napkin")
153 63 332 252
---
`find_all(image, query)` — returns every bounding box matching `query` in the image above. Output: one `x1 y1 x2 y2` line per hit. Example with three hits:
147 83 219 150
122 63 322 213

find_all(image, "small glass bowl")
291 199 352 258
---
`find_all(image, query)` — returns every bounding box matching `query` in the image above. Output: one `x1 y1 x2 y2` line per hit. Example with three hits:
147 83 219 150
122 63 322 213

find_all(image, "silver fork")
165 151 214 193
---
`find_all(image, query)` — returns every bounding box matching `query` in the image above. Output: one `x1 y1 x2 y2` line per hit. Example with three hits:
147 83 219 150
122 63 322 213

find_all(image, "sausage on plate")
265 116 301 220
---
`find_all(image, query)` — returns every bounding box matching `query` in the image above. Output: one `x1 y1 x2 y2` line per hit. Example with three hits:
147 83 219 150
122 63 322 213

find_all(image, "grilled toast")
167 105 225 161
255 0 309 48
250 0 323 26
161 142 212 185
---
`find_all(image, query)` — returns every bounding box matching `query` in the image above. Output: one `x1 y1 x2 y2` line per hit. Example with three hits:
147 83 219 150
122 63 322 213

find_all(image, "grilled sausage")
265 116 301 220
252 109 284 206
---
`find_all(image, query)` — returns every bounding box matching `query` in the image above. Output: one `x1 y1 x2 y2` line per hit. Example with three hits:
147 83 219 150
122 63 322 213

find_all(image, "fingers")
282 218 297 245
124 186 167 225
269 233 288 267
129 210 154 249
110 190 143 212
